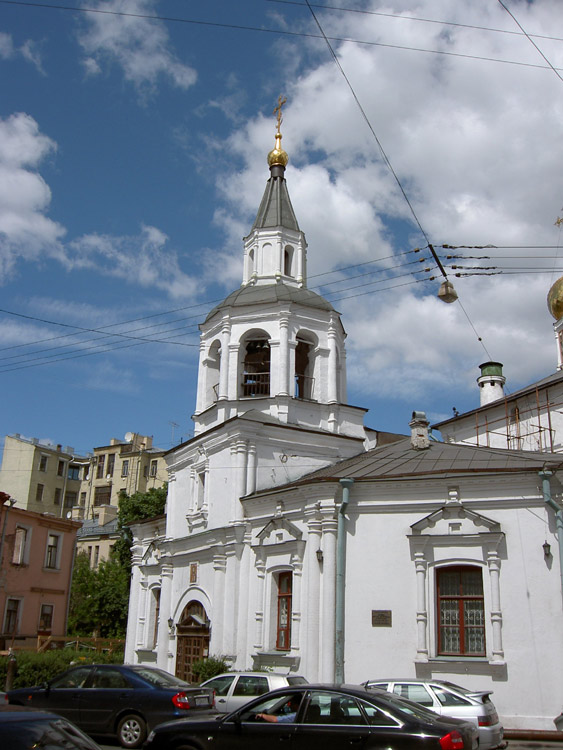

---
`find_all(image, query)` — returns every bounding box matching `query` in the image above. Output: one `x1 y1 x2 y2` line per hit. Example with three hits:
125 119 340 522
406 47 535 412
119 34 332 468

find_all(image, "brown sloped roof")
279 436 563 486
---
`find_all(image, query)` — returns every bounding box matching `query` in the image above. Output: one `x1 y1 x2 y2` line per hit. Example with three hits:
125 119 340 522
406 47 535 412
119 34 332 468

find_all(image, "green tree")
68 486 167 637
68 553 130 637
67 552 98 635
113 486 167 569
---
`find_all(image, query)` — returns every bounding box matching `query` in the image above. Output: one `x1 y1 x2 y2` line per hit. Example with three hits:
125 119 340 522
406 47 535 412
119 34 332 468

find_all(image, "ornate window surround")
409 501 505 666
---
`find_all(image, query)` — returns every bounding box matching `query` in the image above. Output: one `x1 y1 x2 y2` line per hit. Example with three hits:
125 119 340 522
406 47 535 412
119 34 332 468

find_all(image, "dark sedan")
0 706 103 750
143 683 478 750
6 663 215 749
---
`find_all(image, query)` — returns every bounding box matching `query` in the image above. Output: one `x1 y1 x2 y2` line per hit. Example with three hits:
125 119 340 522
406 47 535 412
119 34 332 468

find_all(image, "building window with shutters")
276 571 292 651
437 565 485 656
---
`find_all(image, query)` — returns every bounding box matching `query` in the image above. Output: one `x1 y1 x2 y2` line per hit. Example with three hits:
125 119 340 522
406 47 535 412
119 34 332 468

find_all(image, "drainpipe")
539 470 563 605
335 478 354 684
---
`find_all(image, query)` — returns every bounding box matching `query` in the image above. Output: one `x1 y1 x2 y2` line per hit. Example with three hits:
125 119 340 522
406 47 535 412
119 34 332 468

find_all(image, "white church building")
125 122 563 731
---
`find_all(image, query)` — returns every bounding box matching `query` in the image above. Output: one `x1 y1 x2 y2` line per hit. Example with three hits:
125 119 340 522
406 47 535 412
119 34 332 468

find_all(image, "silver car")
200 672 307 713
365 679 504 750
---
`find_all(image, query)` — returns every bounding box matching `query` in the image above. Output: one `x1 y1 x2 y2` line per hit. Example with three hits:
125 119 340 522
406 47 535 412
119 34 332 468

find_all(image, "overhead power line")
1 0 562 72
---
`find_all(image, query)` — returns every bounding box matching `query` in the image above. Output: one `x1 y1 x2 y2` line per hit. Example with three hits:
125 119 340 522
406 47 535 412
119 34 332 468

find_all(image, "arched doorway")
175 601 210 683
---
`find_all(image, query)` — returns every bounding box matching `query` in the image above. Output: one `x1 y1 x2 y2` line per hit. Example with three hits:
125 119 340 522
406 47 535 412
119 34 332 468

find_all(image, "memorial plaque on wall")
372 610 392 627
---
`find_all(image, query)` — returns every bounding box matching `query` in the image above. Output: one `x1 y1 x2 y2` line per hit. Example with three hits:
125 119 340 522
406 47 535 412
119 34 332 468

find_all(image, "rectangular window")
38 604 53 632
107 453 115 477
12 526 28 565
45 534 60 569
3 599 20 634
276 571 292 651
150 460 158 477
93 486 111 507
36 483 44 502
68 465 80 480
121 460 129 477
64 491 77 508
57 460 64 476
437 566 485 656
54 488 62 505
93 546 100 568
80 492 87 507
96 454 105 479
39 455 48 472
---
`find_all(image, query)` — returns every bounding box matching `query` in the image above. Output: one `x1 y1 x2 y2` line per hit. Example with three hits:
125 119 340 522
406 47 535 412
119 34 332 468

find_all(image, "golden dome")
548 277 563 320
267 130 289 168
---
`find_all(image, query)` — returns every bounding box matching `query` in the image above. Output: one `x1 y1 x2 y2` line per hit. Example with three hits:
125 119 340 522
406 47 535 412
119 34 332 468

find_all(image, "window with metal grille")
276 571 292 651
437 566 485 656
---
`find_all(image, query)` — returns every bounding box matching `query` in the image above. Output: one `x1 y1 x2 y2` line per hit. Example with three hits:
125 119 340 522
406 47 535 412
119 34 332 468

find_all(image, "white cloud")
0 113 65 281
67 225 200 299
78 0 197 92
208 0 563 410
0 32 14 58
0 32 44 72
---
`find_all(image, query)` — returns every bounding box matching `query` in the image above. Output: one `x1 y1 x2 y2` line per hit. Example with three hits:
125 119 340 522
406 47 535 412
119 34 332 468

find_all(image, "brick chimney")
409 411 430 450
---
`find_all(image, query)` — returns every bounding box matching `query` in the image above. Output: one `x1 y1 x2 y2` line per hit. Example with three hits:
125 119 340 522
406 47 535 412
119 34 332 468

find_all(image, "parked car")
143 683 479 749
0 706 103 749
200 671 308 713
364 679 504 749
6 663 215 749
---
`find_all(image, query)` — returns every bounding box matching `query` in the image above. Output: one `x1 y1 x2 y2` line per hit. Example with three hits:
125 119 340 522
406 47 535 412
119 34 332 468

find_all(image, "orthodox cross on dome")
273 94 287 132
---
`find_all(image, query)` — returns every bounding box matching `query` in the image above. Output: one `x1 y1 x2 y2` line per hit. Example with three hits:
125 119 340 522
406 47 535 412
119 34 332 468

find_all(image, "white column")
414 551 429 661
305 518 322 680
212 553 227 654
291 554 303 651
156 563 174 670
195 339 206 414
254 552 266 650
327 316 338 404
219 317 231 400
246 444 257 495
231 440 247 521
487 550 504 662
321 518 337 681
279 315 290 396
125 547 143 663
235 534 251 664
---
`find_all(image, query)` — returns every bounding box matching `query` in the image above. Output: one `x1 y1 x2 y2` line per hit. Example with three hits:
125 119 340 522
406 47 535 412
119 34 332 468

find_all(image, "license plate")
195 696 210 706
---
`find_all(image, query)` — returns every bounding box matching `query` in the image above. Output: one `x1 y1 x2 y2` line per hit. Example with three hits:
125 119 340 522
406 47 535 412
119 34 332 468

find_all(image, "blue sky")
1 0 563 458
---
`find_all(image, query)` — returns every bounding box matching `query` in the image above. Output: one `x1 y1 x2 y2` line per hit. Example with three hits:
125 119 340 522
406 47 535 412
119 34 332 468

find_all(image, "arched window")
436 566 485 656
204 340 221 406
294 332 316 400
241 337 270 397
284 245 294 276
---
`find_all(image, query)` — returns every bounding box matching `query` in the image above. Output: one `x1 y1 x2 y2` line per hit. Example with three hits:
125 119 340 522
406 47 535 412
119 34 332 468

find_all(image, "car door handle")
217 698 226 703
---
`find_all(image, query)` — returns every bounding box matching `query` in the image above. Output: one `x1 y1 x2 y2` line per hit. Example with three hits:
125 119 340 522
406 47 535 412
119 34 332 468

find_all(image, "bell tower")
192 100 366 442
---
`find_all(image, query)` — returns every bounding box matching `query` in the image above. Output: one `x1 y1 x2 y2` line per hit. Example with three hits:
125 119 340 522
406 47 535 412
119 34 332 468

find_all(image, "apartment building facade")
0 435 87 517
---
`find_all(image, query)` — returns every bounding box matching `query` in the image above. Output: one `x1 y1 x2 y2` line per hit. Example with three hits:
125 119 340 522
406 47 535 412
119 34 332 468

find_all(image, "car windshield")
0 717 101 749
134 668 190 688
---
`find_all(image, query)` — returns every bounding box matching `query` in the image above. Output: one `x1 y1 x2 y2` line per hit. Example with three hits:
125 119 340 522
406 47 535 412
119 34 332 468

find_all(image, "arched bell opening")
240 332 271 398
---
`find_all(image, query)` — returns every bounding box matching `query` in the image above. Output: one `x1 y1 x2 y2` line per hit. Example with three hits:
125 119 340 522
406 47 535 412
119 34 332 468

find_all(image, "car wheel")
117 713 147 749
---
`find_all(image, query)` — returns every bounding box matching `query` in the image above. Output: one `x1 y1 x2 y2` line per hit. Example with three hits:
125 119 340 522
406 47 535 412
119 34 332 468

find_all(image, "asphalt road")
94 739 563 750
